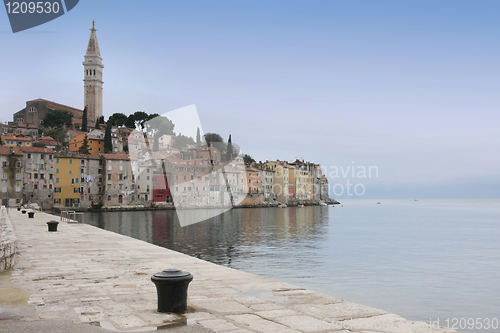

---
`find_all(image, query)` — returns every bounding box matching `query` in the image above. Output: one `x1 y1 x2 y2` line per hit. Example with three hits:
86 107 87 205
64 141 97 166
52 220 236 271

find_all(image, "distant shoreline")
49 198 340 213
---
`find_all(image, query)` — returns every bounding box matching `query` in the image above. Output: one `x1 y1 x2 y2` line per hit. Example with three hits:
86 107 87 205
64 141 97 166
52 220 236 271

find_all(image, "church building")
11 21 104 126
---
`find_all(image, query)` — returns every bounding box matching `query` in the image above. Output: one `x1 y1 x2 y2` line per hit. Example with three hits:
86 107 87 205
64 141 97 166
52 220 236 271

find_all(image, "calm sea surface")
83 199 500 333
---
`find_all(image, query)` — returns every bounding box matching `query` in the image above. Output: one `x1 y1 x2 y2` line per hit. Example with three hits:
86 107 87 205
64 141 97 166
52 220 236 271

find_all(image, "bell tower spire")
83 20 104 125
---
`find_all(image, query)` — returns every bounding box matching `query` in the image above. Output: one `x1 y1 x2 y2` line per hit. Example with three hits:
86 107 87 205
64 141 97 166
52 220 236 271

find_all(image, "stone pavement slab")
2 207 459 333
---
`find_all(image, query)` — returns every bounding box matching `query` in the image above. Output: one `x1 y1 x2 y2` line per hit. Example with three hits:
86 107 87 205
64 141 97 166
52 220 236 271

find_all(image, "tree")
41 110 73 129
152 134 159 152
125 114 136 129
32 142 45 147
133 111 149 129
203 133 223 145
143 115 174 138
0 136 3 146
82 107 88 132
97 115 105 124
107 113 128 127
243 154 255 165
95 121 101 130
43 128 66 144
225 134 233 161
79 135 90 154
196 127 201 146
104 123 113 153
171 134 195 150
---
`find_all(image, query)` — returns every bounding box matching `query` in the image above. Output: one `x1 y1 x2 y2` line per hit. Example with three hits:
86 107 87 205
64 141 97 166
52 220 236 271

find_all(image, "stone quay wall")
0 206 17 272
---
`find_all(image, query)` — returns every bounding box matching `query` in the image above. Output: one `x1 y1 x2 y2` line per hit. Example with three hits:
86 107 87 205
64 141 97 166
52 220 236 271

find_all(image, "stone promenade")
1 207 458 333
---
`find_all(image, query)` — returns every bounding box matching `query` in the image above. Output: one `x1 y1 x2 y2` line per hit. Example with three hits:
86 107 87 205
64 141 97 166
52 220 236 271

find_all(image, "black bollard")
47 220 59 232
28 212 35 218
21 210 26 214
17 207 20 211
151 269 193 313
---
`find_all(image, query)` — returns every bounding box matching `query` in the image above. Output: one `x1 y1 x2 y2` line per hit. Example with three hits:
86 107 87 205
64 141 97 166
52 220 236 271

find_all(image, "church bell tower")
83 20 103 124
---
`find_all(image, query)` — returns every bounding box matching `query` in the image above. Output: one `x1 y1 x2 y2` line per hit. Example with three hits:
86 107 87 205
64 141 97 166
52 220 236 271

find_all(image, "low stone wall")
0 206 17 272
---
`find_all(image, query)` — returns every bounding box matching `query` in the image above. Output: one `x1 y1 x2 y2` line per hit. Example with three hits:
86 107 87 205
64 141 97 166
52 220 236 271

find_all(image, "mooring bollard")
21 210 26 214
17 207 20 211
47 220 59 232
151 268 193 313
28 212 35 218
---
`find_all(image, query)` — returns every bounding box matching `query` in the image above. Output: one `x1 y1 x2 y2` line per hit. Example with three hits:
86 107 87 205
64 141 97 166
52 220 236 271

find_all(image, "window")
71 178 75 184
40 174 44 179
2 161 7 167
56 178 60 183
34 184 38 190
107 174 111 180
107 195 111 201
153 177 156 182
49 184 52 189
34 173 38 179
69 170 72 174
27 153 32 159
56 158 60 164
2 173 7 180
119 174 123 180
15 174 21 180
49 155 52 160
69 159 73 164
56 168 60 174
49 174 53 180
54 198 61 204
74 188 80 193
16 161 21 168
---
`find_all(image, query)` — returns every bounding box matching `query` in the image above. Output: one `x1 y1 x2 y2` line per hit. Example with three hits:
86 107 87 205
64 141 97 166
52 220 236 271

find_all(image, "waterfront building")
21 147 55 210
69 133 105 155
12 98 83 126
152 170 172 204
102 154 135 207
78 154 103 208
0 146 23 207
288 161 314 200
0 122 39 140
264 160 291 204
54 155 81 208
320 174 329 201
34 136 60 149
1 135 32 147
260 166 275 201
83 21 104 124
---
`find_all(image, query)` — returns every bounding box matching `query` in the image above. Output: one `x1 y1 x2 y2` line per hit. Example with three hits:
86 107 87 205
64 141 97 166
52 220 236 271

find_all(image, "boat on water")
278 204 287 208
319 202 328 206
298 204 305 208
377 202 381 204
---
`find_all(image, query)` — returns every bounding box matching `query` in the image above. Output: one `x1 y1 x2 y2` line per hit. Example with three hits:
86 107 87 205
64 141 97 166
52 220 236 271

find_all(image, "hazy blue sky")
1 1 499 198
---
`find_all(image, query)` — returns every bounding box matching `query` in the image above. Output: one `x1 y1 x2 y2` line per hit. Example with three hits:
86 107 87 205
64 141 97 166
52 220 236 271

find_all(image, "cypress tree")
104 123 112 153
82 107 88 132
196 127 201 146
225 134 233 161
79 135 90 154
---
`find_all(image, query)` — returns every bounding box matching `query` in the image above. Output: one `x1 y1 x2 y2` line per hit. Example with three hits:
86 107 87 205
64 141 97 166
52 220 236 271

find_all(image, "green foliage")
79 135 90 154
144 115 174 138
104 123 113 153
97 116 105 124
41 110 73 129
204 133 223 145
42 128 66 144
95 121 101 130
82 107 88 132
133 111 149 129
243 154 255 165
171 134 195 150
125 114 136 129
74 123 81 130
107 113 128 127
32 142 45 147
152 135 159 152
225 134 233 161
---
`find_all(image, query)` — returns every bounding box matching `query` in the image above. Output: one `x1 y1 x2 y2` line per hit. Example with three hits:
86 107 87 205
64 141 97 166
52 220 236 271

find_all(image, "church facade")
11 21 103 126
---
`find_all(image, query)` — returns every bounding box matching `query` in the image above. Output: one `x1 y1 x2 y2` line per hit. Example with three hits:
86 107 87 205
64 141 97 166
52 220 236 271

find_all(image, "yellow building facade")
264 161 290 203
54 156 81 207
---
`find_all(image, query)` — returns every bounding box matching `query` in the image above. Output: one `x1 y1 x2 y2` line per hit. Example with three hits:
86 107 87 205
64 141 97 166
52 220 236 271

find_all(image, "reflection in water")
85 206 329 271
84 200 500 333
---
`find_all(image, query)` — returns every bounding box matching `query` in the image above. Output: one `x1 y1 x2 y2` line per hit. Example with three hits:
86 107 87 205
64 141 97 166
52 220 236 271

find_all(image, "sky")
1 0 499 199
